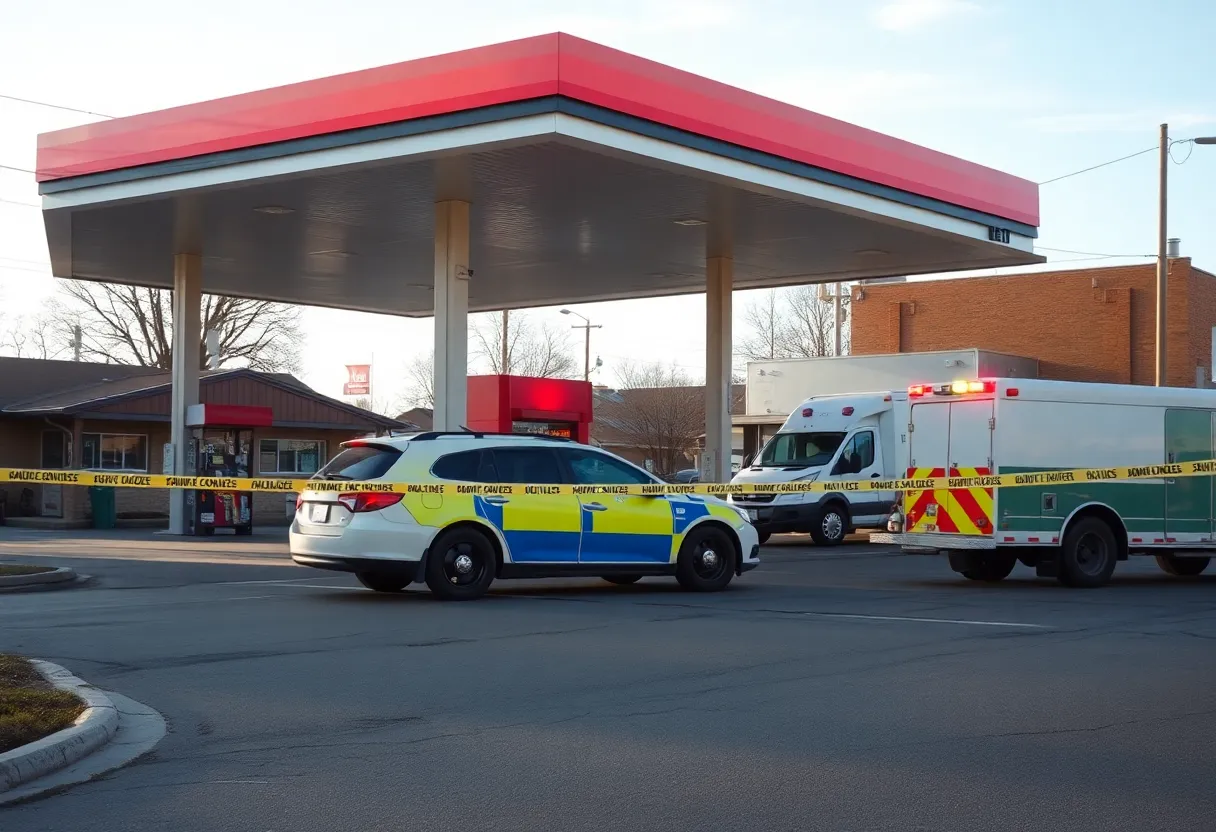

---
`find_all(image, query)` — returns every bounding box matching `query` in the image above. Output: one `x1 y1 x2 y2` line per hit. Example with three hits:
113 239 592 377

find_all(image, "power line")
1036 245 1153 258
1038 146 1156 185
0 197 39 208
0 93 114 119
1038 136 1204 186
0 164 36 175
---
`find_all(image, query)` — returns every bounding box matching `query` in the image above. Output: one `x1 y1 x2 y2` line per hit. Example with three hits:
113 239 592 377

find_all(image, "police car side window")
431 450 482 482
562 449 653 485
490 448 563 484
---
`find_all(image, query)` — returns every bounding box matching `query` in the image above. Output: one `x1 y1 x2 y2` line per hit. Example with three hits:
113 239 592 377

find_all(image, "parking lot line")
802 611 1048 629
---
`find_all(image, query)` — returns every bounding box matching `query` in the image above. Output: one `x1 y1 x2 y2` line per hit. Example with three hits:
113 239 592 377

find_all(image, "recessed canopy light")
855 248 889 256
254 205 294 215
309 249 356 257
673 218 706 226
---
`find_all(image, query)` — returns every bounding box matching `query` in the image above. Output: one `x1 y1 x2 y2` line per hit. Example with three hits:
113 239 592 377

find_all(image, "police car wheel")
676 526 737 592
601 574 643 585
425 527 495 600
356 572 411 593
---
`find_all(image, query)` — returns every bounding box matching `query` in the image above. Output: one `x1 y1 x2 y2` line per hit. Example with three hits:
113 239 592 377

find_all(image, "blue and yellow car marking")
460 492 738 565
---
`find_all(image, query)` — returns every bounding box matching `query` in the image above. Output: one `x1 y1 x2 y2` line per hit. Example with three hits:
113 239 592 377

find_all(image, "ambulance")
871 377 1216 587
729 391 910 545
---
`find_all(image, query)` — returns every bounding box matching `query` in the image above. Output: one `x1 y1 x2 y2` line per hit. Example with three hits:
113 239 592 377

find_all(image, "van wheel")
356 572 410 593
1059 517 1118 588
1155 554 1210 577
676 526 737 592
757 532 771 545
811 503 848 546
425 527 496 600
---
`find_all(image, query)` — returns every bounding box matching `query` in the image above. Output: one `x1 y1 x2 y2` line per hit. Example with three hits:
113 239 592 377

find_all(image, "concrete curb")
0 660 119 794
0 567 77 588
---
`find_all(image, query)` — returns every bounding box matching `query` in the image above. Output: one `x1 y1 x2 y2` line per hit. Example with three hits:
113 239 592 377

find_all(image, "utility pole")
72 325 82 362
833 283 843 356
560 308 602 381
500 309 510 375
1156 123 1168 387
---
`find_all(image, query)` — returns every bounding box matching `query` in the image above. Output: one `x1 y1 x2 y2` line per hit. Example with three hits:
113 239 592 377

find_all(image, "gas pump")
184 404 271 536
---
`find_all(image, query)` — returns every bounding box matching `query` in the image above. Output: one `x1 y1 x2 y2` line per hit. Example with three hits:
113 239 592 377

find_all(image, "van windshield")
757 432 846 468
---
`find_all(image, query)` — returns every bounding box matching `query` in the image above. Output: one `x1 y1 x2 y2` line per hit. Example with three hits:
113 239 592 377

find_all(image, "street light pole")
1156 130 1216 387
1156 123 1168 387
560 308 602 381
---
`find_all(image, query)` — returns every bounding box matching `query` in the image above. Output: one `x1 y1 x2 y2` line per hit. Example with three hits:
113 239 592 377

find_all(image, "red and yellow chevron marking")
905 467 993 536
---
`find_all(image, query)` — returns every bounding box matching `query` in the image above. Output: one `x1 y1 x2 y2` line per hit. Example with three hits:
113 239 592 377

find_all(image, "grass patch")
0 655 85 754
0 565 54 577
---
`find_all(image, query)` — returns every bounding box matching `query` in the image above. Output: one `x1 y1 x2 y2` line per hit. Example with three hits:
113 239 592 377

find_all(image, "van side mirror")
742 454 754 467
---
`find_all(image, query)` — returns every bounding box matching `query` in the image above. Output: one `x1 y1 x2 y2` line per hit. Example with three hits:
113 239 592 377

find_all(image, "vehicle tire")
676 525 737 592
1155 554 1210 577
601 574 643 585
356 571 411 593
961 553 1017 582
947 551 981 575
1059 517 1118 588
810 502 848 547
757 532 771 545
424 527 496 600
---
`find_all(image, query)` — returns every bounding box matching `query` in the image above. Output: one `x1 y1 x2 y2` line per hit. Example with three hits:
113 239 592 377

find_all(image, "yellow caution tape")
2 460 1215 496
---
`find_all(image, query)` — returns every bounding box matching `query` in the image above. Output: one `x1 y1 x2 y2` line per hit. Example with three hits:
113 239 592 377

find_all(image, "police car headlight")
731 505 752 525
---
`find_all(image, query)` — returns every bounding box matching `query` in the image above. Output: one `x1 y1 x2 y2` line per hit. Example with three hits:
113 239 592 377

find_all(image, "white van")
729 391 910 544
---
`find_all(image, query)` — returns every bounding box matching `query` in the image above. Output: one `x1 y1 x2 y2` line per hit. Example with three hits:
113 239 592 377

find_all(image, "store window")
81 433 148 471
259 439 325 475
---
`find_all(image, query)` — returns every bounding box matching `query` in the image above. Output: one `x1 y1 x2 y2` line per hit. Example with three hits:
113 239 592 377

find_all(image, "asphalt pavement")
1 527 1214 832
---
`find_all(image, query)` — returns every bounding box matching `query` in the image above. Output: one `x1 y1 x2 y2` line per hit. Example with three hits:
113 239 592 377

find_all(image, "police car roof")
343 431 577 450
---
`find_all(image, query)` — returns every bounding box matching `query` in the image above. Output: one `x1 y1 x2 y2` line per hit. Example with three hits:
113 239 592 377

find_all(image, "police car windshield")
757 432 846 468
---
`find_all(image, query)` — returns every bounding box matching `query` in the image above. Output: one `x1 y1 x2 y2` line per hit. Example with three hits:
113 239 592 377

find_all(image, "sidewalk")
0 526 292 568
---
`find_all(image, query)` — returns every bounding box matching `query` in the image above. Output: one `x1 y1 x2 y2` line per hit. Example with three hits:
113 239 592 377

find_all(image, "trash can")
89 486 116 530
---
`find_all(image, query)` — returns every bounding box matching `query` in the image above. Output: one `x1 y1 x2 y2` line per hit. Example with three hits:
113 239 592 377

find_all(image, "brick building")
850 258 1216 388
0 358 406 527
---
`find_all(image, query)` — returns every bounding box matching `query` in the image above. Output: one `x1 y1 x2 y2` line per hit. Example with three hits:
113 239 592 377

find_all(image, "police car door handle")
483 496 509 506
583 502 608 511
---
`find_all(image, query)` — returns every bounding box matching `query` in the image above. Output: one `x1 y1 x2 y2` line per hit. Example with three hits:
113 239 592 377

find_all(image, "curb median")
0 660 119 794
0 567 77 588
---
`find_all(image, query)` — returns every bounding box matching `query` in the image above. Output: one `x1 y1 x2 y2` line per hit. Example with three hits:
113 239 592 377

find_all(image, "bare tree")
401 350 436 410
1 313 62 359
736 285 850 361
736 289 783 361
42 281 302 371
596 362 706 478
470 311 578 378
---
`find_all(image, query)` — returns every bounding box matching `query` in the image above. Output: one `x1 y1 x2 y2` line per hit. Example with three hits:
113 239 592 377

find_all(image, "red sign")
343 364 370 396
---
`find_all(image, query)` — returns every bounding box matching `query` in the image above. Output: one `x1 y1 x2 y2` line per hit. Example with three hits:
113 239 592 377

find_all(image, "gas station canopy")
36 33 1041 316
34 32 1042 516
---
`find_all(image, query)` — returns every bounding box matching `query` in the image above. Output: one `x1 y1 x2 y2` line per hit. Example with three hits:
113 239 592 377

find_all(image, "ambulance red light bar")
908 380 996 397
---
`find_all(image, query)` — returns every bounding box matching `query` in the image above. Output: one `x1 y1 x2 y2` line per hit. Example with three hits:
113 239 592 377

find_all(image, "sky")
2 0 1215 413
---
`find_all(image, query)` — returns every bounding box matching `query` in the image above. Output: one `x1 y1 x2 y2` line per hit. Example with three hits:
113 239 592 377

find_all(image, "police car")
289 432 760 600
